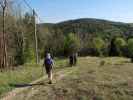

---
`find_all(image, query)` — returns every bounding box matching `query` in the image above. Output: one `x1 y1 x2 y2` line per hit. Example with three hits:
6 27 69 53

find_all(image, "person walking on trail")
43 53 54 84
69 54 73 66
73 52 78 65
69 52 78 66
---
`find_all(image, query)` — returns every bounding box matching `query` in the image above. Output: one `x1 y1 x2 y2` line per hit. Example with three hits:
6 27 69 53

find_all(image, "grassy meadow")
7 57 133 100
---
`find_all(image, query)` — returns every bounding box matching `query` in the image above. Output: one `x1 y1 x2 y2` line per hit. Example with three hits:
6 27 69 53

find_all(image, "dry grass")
2 57 133 100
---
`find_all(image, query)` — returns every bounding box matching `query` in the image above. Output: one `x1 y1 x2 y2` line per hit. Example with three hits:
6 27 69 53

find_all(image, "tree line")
38 18 133 61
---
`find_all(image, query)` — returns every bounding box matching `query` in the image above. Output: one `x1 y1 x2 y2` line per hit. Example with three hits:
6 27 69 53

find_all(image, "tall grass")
0 58 68 97
0 64 43 96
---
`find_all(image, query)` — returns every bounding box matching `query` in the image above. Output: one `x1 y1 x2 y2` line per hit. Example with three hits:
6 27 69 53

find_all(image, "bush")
24 47 35 63
114 37 127 56
93 37 105 56
127 39 133 62
64 33 80 55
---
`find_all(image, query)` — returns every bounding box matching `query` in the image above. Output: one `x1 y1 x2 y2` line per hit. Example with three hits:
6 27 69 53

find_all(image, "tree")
0 0 8 69
64 33 80 56
33 10 39 64
109 38 117 56
13 32 24 65
114 37 127 56
93 37 105 56
22 12 35 63
127 38 133 62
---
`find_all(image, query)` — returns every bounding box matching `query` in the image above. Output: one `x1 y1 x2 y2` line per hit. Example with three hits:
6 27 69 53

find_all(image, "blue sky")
28 0 133 23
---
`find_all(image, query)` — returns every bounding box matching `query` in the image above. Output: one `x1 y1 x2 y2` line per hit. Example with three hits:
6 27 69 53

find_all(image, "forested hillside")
38 18 133 57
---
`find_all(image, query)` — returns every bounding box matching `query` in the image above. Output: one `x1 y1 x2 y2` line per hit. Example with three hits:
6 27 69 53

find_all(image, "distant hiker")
69 54 73 66
43 53 54 84
69 52 78 66
73 52 78 65
131 56 133 62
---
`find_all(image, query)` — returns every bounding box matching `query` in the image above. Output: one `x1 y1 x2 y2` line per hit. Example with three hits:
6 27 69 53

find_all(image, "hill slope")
39 18 133 38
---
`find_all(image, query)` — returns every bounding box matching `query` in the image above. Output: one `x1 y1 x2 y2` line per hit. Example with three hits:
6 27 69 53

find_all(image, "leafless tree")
0 0 8 69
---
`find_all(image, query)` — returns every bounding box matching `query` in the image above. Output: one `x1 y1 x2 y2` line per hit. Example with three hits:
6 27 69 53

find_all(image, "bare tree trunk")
3 6 8 68
0 32 4 70
33 10 39 64
0 0 8 69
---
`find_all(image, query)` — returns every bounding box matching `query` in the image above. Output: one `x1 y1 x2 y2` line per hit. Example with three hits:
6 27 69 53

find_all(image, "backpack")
45 58 52 65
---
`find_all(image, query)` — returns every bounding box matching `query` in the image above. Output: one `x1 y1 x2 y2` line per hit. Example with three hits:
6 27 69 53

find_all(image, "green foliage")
93 37 105 56
22 13 36 63
127 38 133 57
14 49 24 66
114 37 127 56
39 18 133 57
13 32 25 66
64 33 80 55
114 38 126 48
24 47 35 63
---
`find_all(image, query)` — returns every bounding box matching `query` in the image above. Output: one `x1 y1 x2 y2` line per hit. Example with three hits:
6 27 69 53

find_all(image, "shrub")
24 47 35 63
93 37 105 56
64 33 80 55
114 37 127 56
127 38 133 62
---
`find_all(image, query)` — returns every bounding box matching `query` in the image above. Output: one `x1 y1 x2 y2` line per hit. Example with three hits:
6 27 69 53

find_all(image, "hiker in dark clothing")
131 56 133 62
69 54 74 66
73 53 78 65
69 53 78 66
43 53 54 84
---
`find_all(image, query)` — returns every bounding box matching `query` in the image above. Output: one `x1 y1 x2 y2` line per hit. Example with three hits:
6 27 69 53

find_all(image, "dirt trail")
1 68 74 100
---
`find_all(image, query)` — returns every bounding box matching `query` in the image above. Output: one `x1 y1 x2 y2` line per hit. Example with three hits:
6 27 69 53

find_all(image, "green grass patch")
0 64 43 96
